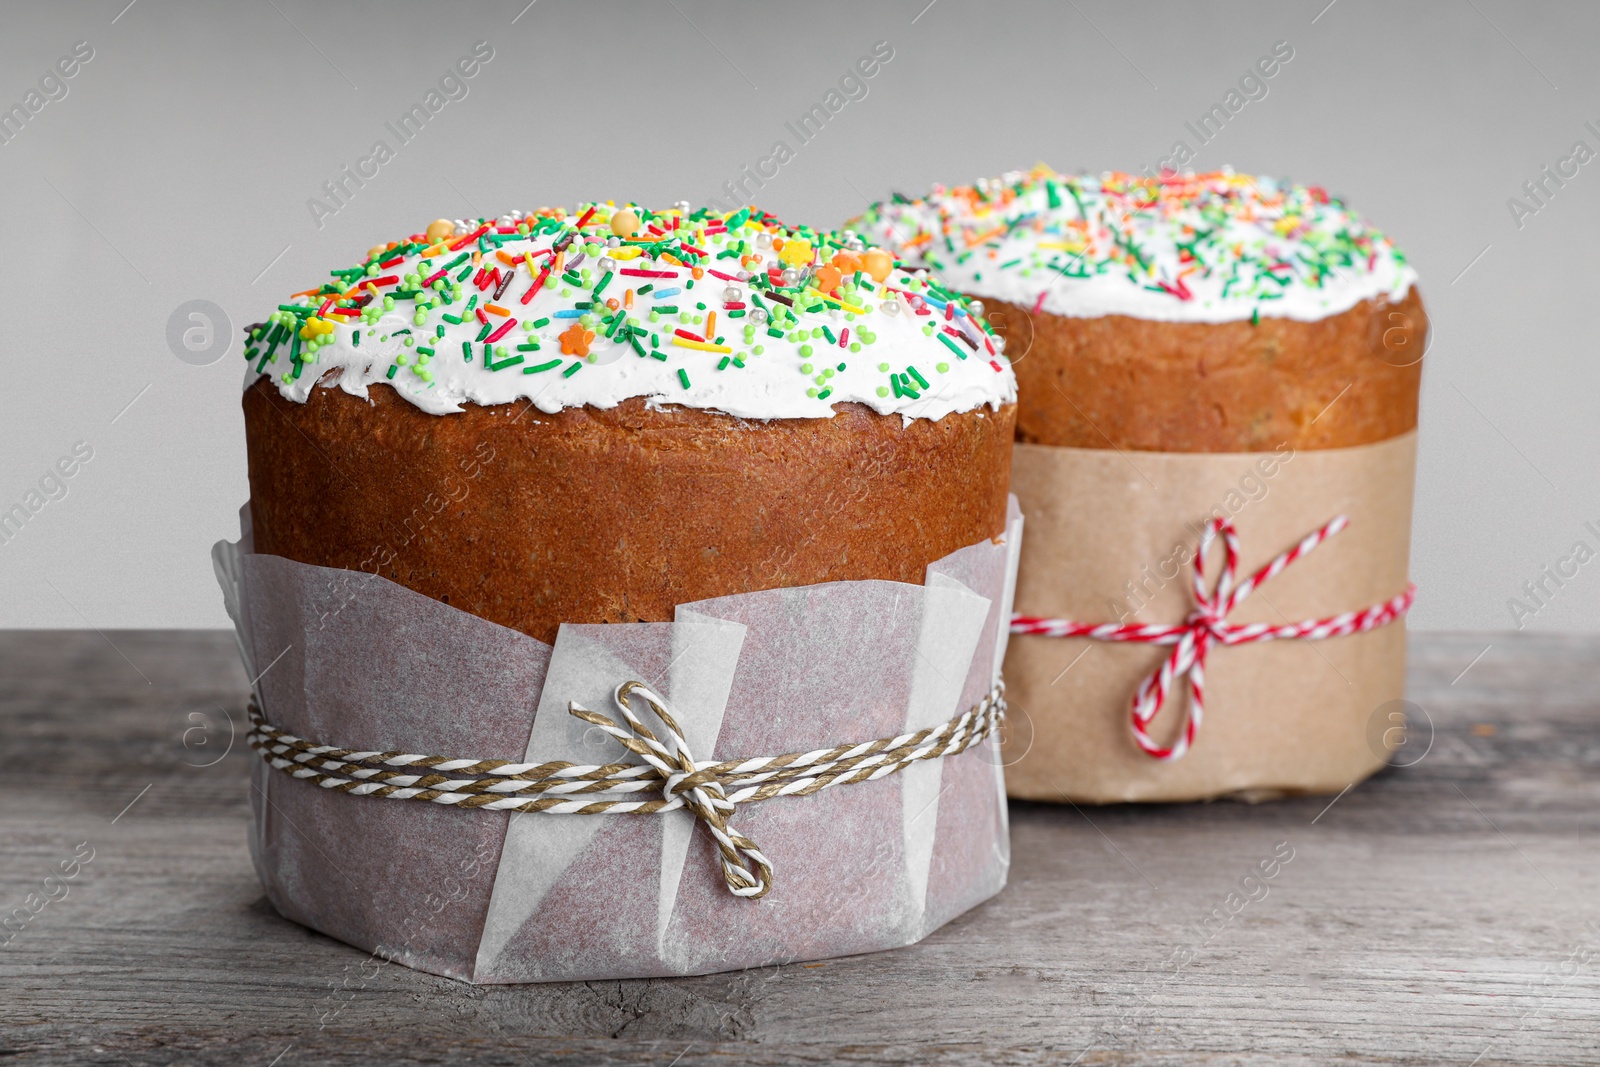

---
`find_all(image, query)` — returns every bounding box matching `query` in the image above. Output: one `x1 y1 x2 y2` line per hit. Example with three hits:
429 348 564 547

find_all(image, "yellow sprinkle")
609 246 643 260
672 337 732 353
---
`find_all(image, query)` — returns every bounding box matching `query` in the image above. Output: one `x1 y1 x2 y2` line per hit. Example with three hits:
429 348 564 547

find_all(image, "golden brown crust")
989 288 1427 452
243 380 1014 645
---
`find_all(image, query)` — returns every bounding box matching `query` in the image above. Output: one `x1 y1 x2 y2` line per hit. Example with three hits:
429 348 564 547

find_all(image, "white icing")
852 168 1418 324
245 208 1016 422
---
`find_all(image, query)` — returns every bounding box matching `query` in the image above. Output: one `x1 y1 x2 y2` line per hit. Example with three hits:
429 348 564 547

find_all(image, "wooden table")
3 630 1597 1066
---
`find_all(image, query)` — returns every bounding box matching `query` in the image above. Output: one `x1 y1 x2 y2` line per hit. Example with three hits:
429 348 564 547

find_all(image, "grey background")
0 0 1589 631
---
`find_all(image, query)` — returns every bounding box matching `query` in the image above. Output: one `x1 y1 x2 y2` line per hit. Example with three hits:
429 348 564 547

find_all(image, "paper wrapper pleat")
213 498 1022 983
1003 433 1415 804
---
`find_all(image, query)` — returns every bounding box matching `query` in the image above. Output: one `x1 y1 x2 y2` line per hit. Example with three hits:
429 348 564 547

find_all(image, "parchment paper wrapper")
213 498 1022 983
1004 433 1415 804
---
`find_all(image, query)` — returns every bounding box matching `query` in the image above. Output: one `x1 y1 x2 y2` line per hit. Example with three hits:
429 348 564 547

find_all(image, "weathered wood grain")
2 630 1598 1066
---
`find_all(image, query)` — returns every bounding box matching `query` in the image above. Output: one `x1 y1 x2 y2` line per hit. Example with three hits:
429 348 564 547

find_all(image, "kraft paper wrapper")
1004 433 1415 804
212 498 1021 984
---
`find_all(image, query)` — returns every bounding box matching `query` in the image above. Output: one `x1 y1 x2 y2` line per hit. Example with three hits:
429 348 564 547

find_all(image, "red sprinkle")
1031 290 1049 314
620 268 677 278
707 269 741 282
366 275 399 288
674 328 707 343
575 206 598 228
449 224 490 251
379 255 405 269
1154 279 1192 301
475 308 489 325
520 266 551 305
484 317 517 344
838 327 849 348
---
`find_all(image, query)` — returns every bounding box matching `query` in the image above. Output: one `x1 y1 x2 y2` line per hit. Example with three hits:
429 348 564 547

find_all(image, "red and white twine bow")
1009 515 1416 761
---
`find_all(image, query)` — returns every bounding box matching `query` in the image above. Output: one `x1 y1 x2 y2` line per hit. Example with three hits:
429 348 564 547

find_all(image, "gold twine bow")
570 681 774 898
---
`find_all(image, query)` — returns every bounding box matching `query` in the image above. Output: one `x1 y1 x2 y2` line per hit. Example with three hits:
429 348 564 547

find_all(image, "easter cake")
855 169 1427 802
240 204 1017 644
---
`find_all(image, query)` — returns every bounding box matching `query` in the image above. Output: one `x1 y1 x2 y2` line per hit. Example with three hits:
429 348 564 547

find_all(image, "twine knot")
568 680 775 899
1011 515 1416 762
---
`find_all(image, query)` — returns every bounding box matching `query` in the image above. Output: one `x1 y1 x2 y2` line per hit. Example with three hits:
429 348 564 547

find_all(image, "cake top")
244 204 1016 421
849 166 1418 324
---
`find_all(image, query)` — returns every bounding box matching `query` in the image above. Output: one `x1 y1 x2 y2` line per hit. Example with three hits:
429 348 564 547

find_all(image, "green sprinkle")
936 333 966 359
677 368 692 389
516 342 541 352
488 355 525 371
907 365 930 389
462 341 474 362
525 358 562 373
351 331 360 347
562 361 582 377
385 364 397 379
717 356 731 370
532 316 550 328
